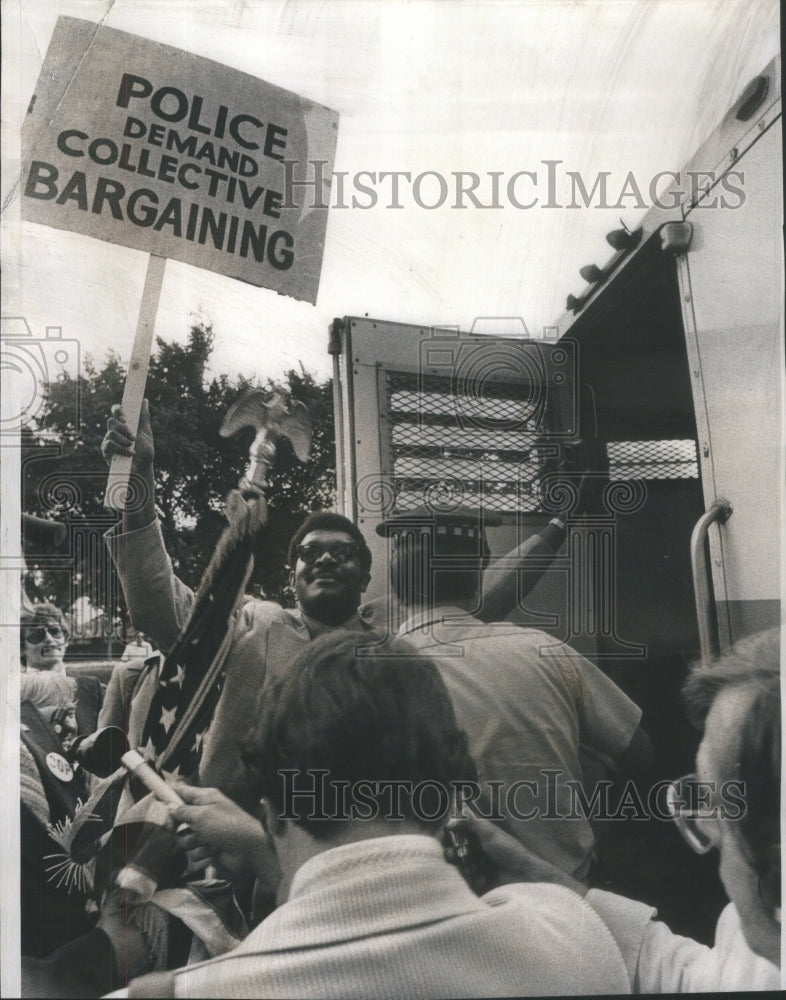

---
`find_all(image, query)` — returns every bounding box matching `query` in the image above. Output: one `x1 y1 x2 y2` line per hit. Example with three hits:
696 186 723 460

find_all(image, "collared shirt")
163 835 630 998
398 606 641 879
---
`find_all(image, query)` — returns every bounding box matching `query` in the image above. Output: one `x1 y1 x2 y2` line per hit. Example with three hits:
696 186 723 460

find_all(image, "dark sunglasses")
24 624 68 645
296 541 359 565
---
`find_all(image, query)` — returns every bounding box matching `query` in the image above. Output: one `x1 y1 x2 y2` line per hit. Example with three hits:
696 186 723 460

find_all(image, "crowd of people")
18 400 781 996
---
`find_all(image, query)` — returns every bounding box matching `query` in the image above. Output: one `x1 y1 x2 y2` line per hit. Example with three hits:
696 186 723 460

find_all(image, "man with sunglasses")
21 604 71 672
101 402 375 805
21 603 103 737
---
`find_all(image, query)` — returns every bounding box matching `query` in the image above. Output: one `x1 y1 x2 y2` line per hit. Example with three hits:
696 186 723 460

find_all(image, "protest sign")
21 15 339 506
21 16 339 305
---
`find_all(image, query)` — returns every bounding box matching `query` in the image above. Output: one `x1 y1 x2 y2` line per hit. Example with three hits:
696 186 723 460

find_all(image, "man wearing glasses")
462 627 781 991
101 402 375 805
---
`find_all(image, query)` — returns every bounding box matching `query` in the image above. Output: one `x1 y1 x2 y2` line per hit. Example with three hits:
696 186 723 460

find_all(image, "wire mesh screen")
381 369 698 515
607 440 699 479
384 371 547 513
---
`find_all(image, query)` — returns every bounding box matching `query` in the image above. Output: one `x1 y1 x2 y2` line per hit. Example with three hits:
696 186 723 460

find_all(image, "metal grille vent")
384 372 547 513
607 440 699 479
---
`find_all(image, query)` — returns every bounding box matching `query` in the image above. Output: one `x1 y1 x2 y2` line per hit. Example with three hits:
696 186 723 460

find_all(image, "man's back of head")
128 629 632 998
681 628 781 964
376 507 499 612
243 629 478 843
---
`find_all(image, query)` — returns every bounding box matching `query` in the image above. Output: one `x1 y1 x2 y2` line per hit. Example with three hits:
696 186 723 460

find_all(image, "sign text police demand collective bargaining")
25 74 297 270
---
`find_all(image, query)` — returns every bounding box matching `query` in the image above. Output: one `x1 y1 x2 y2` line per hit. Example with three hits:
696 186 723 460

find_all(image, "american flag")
139 496 263 779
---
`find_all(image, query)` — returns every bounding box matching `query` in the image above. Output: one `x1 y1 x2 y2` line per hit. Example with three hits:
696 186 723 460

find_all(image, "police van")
327 57 782 939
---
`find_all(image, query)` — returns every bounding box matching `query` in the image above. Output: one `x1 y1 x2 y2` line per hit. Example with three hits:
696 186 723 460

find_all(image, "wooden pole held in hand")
104 254 166 510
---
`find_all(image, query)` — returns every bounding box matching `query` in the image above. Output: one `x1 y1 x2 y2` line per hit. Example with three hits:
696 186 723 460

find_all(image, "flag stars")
160 704 178 734
168 664 186 689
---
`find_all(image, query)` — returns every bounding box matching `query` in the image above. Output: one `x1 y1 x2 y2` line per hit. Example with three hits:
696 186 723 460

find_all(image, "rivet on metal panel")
693 369 700 377
703 444 710 458
729 147 738 163
715 559 721 566
685 294 691 303
758 119 766 131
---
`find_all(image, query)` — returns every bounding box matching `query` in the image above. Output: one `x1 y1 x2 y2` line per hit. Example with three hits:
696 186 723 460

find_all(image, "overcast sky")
2 0 780 385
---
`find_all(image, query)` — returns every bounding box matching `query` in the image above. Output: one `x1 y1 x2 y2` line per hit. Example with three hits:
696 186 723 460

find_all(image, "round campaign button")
46 752 74 782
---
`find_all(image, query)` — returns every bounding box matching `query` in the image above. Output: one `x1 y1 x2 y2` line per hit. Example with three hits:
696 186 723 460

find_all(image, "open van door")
328 58 781 942
675 59 782 654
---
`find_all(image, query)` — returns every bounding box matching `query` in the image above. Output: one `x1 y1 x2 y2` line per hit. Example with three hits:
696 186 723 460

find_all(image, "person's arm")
96 661 145 732
102 401 196 652
125 970 177 997
563 647 651 775
479 450 607 624
586 893 780 992
102 400 156 533
168 784 281 895
479 519 566 623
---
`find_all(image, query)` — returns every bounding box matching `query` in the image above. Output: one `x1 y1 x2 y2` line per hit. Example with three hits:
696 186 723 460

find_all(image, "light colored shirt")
588 891 780 992
398 608 641 878
162 835 630 998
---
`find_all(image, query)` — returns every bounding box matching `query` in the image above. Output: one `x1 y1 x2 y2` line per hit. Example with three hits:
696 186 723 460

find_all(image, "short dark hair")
683 628 780 877
243 630 477 839
287 511 372 574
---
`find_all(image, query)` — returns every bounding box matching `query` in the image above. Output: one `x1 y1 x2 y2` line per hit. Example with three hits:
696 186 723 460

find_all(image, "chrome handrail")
690 499 733 663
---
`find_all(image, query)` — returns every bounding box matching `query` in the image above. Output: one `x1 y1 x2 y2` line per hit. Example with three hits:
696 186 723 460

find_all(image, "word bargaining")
23 73 301 269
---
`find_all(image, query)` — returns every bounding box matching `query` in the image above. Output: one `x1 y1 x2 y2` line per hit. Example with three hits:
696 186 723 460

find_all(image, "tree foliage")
22 322 336 637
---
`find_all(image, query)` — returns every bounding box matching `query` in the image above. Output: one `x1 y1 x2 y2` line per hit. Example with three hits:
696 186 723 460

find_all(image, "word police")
23 73 298 270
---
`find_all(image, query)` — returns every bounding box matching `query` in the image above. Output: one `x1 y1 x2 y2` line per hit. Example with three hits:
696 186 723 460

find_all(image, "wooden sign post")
103 254 166 508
